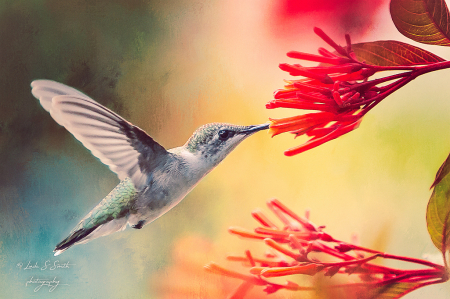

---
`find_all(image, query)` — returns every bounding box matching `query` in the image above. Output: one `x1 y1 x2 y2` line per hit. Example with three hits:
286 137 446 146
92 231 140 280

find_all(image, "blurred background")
1 0 450 298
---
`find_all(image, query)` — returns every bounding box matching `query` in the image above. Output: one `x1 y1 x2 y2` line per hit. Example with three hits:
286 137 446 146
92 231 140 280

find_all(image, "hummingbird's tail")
54 226 99 256
53 178 137 255
54 217 129 256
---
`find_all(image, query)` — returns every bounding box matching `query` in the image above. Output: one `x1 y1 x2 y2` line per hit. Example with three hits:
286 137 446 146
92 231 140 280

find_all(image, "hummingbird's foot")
132 220 146 229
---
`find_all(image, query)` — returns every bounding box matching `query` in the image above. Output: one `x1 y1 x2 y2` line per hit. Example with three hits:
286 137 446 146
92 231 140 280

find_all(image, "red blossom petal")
285 78 333 89
245 250 256 267
284 119 362 156
266 99 337 112
314 27 348 57
204 262 264 285
264 238 302 260
260 264 325 277
269 199 318 232
269 112 337 137
279 63 334 84
228 227 267 240
295 91 335 104
318 47 339 58
301 64 363 75
329 69 370 81
226 256 289 268
291 125 320 138
251 209 279 229
255 227 320 242
333 91 344 106
289 234 306 250
273 89 296 99
287 51 347 64
292 81 332 93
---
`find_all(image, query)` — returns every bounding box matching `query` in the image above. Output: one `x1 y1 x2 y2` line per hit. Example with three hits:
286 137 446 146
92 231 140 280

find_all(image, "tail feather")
54 226 99 256
54 217 129 255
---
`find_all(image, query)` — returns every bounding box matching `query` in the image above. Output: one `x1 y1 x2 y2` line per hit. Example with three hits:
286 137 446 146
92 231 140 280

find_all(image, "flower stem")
346 243 446 270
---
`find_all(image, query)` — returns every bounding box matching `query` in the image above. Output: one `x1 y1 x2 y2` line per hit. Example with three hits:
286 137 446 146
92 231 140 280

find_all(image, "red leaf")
351 41 445 66
390 0 450 46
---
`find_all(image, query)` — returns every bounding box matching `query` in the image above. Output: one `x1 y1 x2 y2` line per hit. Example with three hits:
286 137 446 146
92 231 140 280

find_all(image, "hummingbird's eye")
218 129 233 140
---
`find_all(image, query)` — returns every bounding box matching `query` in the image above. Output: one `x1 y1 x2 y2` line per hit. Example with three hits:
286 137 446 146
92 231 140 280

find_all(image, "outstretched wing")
31 80 168 189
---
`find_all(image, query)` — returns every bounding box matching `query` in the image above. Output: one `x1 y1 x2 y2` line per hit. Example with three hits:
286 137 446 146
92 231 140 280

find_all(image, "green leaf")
427 153 450 254
390 0 450 46
352 41 445 66
367 281 423 299
431 153 450 188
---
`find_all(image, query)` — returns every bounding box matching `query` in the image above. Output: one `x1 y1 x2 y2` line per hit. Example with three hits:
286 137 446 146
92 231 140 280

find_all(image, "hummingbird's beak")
240 123 270 135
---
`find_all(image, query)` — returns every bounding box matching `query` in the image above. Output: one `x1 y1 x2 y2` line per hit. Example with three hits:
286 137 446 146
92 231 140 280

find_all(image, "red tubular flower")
268 27 435 156
205 199 448 298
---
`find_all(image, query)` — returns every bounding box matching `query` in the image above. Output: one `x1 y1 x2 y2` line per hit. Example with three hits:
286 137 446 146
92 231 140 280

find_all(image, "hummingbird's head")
185 123 269 166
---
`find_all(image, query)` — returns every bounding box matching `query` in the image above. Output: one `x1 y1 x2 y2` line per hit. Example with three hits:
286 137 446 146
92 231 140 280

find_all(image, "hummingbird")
31 80 269 256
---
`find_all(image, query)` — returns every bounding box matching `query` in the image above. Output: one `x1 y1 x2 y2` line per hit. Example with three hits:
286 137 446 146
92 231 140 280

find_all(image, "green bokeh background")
1 0 450 298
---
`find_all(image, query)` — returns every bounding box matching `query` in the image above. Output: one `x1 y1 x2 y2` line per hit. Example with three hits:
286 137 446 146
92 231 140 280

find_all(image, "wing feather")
31 80 168 189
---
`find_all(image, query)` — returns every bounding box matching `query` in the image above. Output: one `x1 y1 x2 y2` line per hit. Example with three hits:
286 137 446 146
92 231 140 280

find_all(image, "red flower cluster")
205 199 448 298
267 28 427 156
